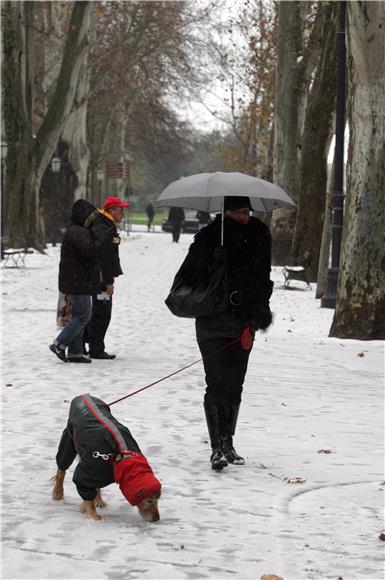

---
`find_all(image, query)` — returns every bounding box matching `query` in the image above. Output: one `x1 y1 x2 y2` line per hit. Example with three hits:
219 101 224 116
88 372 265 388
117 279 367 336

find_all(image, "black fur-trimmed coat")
58 200 102 295
175 215 273 342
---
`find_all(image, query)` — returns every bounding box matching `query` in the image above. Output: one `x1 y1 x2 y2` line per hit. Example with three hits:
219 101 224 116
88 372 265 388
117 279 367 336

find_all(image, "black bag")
165 262 229 319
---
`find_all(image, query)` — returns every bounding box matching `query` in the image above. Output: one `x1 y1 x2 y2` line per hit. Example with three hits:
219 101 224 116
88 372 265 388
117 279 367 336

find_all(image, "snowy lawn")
1 227 384 580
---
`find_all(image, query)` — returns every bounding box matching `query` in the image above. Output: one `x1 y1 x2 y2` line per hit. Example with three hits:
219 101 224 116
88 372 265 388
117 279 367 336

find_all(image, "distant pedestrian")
49 199 113 363
196 210 211 230
146 202 155 232
168 206 185 242
84 196 128 359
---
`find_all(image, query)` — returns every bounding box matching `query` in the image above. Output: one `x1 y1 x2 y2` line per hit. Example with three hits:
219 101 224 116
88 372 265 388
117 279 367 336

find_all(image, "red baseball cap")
103 196 129 210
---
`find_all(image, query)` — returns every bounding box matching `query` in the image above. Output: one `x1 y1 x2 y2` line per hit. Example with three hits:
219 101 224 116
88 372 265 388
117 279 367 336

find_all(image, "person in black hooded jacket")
171 196 273 470
49 199 113 363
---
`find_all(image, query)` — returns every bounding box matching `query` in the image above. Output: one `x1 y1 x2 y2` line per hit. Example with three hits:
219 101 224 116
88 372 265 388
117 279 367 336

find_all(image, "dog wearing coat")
52 393 161 521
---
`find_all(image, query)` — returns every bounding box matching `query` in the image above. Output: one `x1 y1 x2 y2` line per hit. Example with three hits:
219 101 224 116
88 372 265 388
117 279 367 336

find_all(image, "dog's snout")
136 493 161 522
151 510 160 522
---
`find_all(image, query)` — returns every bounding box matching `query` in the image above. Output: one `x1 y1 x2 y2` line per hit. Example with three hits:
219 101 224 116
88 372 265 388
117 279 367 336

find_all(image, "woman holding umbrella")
168 195 273 470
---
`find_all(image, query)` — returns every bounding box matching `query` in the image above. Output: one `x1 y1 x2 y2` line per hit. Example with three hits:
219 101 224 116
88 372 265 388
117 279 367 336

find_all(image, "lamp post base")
321 267 339 309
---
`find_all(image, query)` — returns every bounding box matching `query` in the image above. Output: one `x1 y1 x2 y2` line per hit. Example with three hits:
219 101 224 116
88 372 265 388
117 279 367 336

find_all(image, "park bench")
1 247 33 268
282 250 312 290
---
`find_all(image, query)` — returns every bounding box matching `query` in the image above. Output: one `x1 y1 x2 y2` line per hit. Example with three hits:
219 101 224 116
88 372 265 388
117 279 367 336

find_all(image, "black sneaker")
49 343 67 362
89 352 116 359
67 354 92 363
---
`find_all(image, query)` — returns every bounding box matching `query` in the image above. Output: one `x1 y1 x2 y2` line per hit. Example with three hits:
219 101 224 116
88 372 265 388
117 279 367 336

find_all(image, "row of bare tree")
1 1 209 246
1 1 384 340
194 0 384 340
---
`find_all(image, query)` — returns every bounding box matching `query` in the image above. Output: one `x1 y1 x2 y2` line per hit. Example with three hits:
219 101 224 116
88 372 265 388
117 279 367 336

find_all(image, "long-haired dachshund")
52 394 161 522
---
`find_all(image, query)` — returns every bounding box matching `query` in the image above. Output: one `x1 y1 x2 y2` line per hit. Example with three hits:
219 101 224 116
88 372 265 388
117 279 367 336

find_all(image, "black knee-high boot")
203 403 228 470
221 403 245 465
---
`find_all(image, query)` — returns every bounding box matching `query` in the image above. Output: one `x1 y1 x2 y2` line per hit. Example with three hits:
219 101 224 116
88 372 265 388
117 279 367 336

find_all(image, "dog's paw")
94 489 107 508
94 497 107 509
52 489 64 501
80 501 103 521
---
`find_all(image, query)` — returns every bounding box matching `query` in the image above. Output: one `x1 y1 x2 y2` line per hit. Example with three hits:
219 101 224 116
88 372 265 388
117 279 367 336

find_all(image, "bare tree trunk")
292 3 337 281
2 2 36 245
271 1 323 264
329 1 385 340
63 58 90 200
2 1 93 249
271 1 302 262
316 161 334 299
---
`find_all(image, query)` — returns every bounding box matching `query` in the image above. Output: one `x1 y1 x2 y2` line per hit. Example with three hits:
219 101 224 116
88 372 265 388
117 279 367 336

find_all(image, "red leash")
108 334 246 407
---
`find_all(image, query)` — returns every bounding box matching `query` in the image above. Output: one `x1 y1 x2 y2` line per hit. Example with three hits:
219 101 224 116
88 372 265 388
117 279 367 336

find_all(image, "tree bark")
271 1 302 260
292 3 338 281
315 161 334 299
62 58 90 200
2 2 35 245
329 1 385 340
271 1 323 264
2 1 93 249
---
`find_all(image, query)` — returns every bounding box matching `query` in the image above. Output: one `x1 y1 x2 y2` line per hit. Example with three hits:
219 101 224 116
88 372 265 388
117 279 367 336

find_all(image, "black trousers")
84 294 112 355
172 223 182 242
198 337 253 406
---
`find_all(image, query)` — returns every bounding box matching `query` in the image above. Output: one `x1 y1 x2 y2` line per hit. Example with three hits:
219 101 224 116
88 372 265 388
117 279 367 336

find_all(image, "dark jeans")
84 294 112 355
198 337 253 406
55 294 92 355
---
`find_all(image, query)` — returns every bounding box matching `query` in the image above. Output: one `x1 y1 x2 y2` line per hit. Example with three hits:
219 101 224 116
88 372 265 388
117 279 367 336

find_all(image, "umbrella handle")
221 199 224 246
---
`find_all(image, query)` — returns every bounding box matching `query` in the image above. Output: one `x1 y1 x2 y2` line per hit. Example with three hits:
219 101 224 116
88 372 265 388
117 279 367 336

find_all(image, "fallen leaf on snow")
379 532 385 541
268 473 306 484
5 383 13 388
318 448 334 454
260 575 284 580
357 352 365 357
283 476 306 484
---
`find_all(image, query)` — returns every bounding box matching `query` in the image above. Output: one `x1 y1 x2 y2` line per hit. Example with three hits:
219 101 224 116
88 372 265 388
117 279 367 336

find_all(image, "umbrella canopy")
155 171 295 213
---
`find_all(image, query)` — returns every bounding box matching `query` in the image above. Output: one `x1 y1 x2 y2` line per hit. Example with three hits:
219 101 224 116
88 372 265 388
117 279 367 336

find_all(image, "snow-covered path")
1 229 384 580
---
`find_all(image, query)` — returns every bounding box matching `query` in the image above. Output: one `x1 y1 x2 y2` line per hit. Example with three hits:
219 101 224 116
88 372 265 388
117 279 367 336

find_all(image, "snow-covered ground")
1 227 384 580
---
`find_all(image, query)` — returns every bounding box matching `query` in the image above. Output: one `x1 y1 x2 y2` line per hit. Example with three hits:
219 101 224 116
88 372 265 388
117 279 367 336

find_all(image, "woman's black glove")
250 306 273 332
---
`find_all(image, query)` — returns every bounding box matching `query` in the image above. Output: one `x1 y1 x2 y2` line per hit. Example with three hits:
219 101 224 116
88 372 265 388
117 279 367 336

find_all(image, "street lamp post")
321 0 347 309
50 156 62 246
1 140 9 246
51 156 61 174
97 168 104 206
1 140 9 163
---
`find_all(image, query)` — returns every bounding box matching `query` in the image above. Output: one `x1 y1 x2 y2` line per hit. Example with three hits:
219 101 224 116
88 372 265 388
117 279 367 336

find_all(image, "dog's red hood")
113 453 161 506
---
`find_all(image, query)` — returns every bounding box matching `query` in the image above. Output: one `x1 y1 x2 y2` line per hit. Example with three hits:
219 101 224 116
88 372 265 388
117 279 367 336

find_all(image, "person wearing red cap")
83 196 129 359
52 394 161 521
